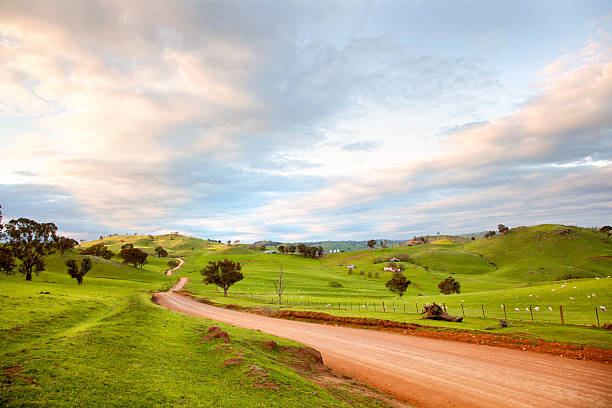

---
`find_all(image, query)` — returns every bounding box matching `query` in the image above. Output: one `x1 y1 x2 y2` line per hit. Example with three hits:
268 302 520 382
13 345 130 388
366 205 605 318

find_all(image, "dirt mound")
200 325 230 343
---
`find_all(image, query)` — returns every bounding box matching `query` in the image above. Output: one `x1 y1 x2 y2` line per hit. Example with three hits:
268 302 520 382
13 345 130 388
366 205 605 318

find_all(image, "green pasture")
0 251 397 408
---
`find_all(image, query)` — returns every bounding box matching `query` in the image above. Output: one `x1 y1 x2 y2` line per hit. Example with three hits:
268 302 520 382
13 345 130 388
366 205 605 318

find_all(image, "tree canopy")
385 272 411 297
4 218 57 281
81 243 114 259
438 276 461 294
118 244 148 268
154 246 168 257
56 236 79 256
367 239 377 249
201 258 243 296
66 257 93 284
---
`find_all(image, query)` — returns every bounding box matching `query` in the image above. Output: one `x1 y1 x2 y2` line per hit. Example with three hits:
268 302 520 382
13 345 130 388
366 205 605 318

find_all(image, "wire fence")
236 293 607 327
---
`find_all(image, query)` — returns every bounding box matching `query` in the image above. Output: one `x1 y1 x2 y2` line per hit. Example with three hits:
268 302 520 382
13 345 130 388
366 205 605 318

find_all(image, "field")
0 250 399 407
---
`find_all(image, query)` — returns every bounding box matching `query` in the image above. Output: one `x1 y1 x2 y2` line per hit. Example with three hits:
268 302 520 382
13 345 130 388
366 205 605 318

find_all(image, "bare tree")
273 264 286 305
379 239 388 249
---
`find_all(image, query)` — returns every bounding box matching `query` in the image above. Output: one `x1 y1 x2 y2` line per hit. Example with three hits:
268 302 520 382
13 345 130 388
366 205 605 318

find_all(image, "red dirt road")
156 278 612 408
165 257 185 276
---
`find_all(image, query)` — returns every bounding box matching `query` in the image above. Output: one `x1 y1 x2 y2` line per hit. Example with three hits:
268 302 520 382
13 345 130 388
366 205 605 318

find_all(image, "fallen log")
420 302 463 322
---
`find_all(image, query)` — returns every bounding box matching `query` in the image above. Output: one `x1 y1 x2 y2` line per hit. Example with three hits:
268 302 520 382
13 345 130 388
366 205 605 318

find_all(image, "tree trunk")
77 277 83 285
26 271 32 281
224 288 228 297
420 302 463 322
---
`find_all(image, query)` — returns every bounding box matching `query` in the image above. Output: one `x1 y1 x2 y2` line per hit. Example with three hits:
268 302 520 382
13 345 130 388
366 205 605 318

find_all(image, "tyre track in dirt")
155 278 612 408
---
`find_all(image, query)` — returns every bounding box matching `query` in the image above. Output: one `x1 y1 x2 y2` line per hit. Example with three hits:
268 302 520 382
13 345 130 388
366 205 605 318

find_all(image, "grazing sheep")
573 286 577 289
569 297 575 301
548 307 553 312
588 295 591 299
536 295 539 298
525 307 530 312
552 289 556 292
592 294 597 297
529 294 533 297
596 277 600 280
500 305 504 308
561 284 567 288
607 276 610 278
514 308 520 312
534 307 540 311
600 306 607 312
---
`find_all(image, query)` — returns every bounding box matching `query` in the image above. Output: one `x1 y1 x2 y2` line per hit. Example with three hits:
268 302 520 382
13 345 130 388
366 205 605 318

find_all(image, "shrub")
328 281 343 288
438 276 461 294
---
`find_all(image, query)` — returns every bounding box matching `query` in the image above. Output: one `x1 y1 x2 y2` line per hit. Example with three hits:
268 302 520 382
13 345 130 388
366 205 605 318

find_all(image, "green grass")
0 251 398 407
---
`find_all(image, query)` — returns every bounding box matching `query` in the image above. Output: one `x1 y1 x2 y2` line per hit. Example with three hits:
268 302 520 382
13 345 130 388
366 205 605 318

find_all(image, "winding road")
165 257 185 275
156 278 612 408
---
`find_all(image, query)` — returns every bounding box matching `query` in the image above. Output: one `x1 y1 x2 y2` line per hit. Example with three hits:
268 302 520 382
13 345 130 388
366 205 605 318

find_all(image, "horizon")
1 1 611 242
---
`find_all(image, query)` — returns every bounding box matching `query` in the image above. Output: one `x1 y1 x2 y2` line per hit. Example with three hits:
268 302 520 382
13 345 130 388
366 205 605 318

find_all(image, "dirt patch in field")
274 310 612 363
583 256 612 261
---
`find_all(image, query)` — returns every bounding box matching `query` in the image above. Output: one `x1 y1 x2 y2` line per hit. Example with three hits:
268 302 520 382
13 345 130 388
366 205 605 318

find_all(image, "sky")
1 0 611 242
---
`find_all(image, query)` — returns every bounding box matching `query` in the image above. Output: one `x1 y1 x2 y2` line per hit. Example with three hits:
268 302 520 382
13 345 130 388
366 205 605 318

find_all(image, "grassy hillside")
465 225 612 280
0 251 399 407
79 233 220 255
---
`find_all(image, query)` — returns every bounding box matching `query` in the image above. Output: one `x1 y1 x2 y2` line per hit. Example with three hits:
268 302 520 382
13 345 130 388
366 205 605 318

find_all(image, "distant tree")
380 240 388 249
56 236 79 256
497 224 510 234
471 237 476 241
424 265 430 273
0 246 16 277
367 240 377 249
385 272 411 297
484 231 496 238
234 240 240 245
227 240 231 246
99 235 104 240
438 276 461 295
277 245 286 254
288 245 296 254
201 258 243 296
148 235 154 241
66 257 92 284
118 245 148 268
297 243 307 255
167 259 179 269
600 225 611 238
4 218 57 281
154 246 168 257
82 243 114 259
260 245 267 251
317 246 324 257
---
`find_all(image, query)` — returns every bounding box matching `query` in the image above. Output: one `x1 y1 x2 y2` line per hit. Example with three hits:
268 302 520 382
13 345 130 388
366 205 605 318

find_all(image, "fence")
236 293 606 327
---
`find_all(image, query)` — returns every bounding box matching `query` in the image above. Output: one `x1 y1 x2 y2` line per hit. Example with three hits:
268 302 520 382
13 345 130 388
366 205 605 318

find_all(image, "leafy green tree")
497 224 510 234
385 272 411 297
66 257 93 284
118 245 148 268
379 240 387 249
82 243 114 259
201 258 243 296
438 276 461 295
277 245 286 254
0 246 16 277
154 246 168 257
287 245 296 254
56 236 79 256
600 225 611 238
367 239 377 249
167 259 179 268
4 218 57 281
484 231 496 238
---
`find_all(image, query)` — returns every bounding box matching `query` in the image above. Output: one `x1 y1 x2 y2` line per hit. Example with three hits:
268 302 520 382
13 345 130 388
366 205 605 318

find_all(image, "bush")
328 281 343 288
438 276 461 294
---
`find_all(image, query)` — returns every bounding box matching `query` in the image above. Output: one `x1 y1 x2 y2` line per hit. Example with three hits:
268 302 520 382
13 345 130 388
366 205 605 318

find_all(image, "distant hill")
78 233 217 255
465 224 612 280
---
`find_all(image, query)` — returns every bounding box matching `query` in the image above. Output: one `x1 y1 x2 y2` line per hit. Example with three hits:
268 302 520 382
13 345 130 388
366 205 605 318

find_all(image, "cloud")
342 140 380 151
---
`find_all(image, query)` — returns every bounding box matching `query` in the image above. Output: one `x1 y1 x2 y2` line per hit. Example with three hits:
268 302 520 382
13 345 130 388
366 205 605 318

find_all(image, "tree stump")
420 302 463 322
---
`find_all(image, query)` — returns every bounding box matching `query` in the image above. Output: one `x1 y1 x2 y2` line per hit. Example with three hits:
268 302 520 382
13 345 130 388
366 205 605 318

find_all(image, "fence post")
529 305 534 323
374 302 376 312
382 301 386 312
560 305 564 325
503 304 507 320
481 304 486 319
403 302 406 313
460 303 465 318
338 301 340 310
595 308 600 326
416 301 419 313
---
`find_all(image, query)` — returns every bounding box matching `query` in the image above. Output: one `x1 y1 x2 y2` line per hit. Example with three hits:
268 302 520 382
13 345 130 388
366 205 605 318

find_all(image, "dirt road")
165 258 185 276
156 278 612 408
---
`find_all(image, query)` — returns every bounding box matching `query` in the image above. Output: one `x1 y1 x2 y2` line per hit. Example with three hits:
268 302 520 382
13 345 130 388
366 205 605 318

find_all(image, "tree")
56 236 79 256
234 240 240 245
484 231 496 238
0 246 16 277
66 257 93 284
227 240 231 246
154 246 168 257
4 218 57 281
600 225 611 238
277 245 286 254
385 272 411 297
287 245 296 254
118 245 148 268
367 240 377 249
167 259 179 269
438 276 461 295
497 224 510 234
201 258 243 296
82 243 114 259
273 264 286 305
380 240 388 249
297 243 307 255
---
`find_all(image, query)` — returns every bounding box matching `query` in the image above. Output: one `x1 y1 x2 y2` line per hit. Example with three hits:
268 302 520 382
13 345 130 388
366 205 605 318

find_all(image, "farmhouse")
263 250 276 254
383 266 401 272
347 264 355 269
390 257 400 262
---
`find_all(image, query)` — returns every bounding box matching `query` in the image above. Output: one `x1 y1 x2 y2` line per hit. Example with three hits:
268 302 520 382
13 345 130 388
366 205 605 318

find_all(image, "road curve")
156 279 612 408
165 257 185 276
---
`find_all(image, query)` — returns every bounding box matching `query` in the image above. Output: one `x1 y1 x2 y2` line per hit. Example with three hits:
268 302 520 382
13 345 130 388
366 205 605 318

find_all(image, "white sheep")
588 295 591 299
500 305 505 308
534 307 540 312
569 297 575 301
592 294 597 297
596 277 600 280
548 306 553 312
561 284 567 288
552 289 556 292
600 306 607 312
525 307 530 312
514 308 520 312
573 286 577 289
529 294 533 297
